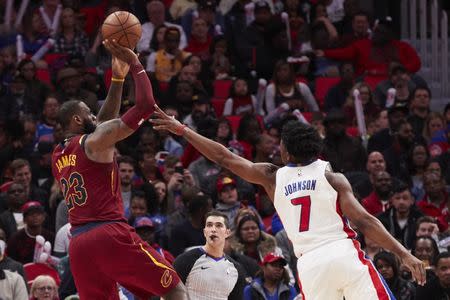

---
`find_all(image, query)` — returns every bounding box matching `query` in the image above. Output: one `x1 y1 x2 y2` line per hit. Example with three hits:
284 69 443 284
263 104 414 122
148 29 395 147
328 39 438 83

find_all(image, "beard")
82 119 96 134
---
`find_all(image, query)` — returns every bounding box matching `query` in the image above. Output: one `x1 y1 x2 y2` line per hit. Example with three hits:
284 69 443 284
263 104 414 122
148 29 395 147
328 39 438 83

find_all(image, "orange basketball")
101 11 142 49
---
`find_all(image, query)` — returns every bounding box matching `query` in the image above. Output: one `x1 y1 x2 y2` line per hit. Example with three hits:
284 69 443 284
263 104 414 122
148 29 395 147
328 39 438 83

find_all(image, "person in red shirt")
317 19 421 77
185 17 212 60
362 171 393 216
51 41 188 299
417 172 449 231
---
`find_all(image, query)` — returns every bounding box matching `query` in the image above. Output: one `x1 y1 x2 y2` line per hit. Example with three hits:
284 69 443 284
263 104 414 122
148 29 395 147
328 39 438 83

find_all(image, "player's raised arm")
151 106 277 190
327 171 426 286
85 41 156 154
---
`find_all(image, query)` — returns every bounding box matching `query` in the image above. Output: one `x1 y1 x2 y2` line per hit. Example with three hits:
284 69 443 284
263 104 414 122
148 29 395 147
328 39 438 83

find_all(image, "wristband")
111 77 125 83
176 124 188 136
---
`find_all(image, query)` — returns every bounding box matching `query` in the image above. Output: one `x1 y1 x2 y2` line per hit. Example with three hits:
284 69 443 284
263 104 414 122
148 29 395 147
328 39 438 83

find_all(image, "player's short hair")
281 121 323 164
58 100 82 130
205 210 230 229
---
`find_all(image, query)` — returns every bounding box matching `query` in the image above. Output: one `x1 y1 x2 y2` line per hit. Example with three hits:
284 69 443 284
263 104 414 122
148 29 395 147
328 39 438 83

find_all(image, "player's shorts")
296 239 395 300
69 221 180 300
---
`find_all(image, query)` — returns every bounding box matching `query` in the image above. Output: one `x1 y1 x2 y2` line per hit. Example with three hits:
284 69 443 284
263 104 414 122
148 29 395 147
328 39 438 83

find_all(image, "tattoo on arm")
96 82 124 123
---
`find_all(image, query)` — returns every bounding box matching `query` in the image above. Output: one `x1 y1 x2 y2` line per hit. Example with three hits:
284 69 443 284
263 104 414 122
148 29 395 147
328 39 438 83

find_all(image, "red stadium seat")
23 263 61 287
36 69 52 86
364 75 387 90
225 115 264 134
211 98 227 117
302 112 313 123
213 80 232 99
314 77 340 108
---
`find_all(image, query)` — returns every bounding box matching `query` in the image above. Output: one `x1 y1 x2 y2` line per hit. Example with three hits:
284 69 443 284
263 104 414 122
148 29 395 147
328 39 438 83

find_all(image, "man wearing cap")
6 201 54 264
173 210 246 300
243 252 297 300
55 67 98 113
181 0 224 38
215 176 242 229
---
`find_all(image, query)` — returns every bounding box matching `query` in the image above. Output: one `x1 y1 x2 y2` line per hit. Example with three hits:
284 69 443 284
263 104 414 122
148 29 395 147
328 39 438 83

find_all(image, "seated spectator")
167 64 210 102
374 251 416 300
343 82 380 126
321 109 367 173
53 222 70 257
30 275 58 300
224 234 261 281
0 183 27 239
185 17 212 61
243 252 297 300
146 27 191 83
137 0 187 54
181 0 224 38
183 94 215 131
417 172 449 232
352 151 387 199
324 62 355 112
206 35 232 80
378 183 423 249
361 171 393 216
0 264 28 300
236 113 263 161
216 117 233 146
408 142 430 200
148 24 167 54
215 176 242 228
7 202 54 264
362 235 382 260
374 63 416 107
265 60 319 114
223 78 259 116
318 18 421 77
408 87 432 138
171 81 195 118
254 134 277 164
412 236 439 270
22 10 50 57
340 11 370 46
423 112 446 145
17 59 51 109
36 95 60 144
53 7 89 57
0 232 26 282
416 252 450 299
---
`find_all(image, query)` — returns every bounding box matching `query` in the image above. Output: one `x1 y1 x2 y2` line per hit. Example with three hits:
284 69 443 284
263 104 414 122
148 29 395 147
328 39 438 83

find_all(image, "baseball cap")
198 0 216 11
262 253 287 265
133 216 155 229
216 176 236 193
254 0 270 12
387 101 409 115
21 201 45 217
192 94 210 105
388 62 407 75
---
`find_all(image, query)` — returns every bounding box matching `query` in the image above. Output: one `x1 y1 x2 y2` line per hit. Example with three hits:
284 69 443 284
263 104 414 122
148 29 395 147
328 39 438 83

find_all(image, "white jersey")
274 159 355 257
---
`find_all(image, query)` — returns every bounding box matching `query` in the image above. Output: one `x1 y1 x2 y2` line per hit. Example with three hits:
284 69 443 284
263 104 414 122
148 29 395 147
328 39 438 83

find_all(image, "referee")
173 211 246 300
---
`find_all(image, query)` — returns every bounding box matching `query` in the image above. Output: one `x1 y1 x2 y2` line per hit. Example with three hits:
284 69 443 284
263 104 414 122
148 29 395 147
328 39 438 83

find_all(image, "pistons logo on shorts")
161 269 173 288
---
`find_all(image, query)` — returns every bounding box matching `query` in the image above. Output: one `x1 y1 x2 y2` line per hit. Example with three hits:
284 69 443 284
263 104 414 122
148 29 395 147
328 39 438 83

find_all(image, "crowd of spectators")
0 0 449 299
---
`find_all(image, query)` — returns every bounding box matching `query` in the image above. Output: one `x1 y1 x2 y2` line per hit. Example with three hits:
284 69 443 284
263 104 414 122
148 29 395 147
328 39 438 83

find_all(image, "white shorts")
296 239 395 300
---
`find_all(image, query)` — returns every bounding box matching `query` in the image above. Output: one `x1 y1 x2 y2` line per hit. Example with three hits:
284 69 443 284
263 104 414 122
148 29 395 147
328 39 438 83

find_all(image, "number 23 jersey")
52 134 126 227
274 159 355 257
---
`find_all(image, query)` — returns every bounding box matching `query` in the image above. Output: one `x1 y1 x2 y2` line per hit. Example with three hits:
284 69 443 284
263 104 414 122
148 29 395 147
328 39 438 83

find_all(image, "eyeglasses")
37 286 54 292
7 189 24 194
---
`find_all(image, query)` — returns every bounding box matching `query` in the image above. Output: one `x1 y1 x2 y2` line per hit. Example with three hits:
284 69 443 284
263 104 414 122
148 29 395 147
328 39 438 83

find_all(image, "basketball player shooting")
151 107 426 300
51 40 188 299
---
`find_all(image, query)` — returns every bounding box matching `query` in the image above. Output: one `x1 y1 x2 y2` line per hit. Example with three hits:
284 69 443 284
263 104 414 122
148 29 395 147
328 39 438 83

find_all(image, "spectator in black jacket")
0 183 27 239
416 252 450 300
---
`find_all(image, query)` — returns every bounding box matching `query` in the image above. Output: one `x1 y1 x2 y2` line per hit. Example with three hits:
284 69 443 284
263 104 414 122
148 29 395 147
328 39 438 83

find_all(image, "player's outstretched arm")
96 39 130 123
327 172 426 286
151 106 277 190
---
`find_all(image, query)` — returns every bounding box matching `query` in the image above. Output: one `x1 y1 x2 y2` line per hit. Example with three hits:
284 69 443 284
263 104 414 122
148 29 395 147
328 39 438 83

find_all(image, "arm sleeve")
298 82 319 111
222 98 233 116
173 249 201 283
265 84 276 112
13 273 29 300
242 285 253 300
228 259 247 300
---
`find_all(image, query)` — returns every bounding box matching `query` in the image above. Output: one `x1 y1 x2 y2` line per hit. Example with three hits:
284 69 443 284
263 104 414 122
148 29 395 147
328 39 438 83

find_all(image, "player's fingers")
148 118 166 125
417 263 426 285
154 105 170 119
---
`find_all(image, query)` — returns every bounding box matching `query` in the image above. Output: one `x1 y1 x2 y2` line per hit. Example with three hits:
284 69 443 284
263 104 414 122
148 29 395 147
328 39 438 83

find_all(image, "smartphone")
174 166 184 174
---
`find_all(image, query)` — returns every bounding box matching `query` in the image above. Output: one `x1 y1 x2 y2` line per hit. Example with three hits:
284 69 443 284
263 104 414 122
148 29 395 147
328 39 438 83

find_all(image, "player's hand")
111 56 130 79
103 39 139 65
150 105 185 135
400 252 426 286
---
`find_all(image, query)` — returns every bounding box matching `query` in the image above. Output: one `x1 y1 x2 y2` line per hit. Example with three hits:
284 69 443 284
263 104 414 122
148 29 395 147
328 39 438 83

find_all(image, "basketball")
101 11 142 49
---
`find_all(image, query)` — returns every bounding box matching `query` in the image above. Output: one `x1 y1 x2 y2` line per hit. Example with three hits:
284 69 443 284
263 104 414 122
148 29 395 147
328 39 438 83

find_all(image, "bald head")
147 1 165 26
366 151 386 175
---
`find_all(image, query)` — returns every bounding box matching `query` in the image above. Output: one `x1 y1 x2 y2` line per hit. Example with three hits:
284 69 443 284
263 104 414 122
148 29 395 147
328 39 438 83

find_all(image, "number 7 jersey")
51 135 126 227
274 159 356 258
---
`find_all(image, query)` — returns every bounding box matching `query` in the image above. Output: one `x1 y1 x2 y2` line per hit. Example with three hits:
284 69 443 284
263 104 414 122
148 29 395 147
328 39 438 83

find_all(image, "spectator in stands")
344 82 380 126
215 176 242 228
224 234 261 281
243 252 297 300
230 214 278 263
340 10 370 46
408 87 431 138
53 222 70 257
36 95 60 143
321 109 367 173
55 67 98 113
167 63 209 105
0 262 28 300
17 59 51 109
378 183 423 249
368 102 409 153
317 18 421 77
408 143 430 200
417 172 449 232
236 113 263 160
374 63 416 107
183 94 214 131
118 156 136 215
137 0 187 54
0 183 27 239
374 251 416 300
30 275 58 300
147 27 191 83
173 211 246 300
362 235 382 260
383 119 416 182
415 216 439 239
265 60 319 114
54 7 89 57
416 252 450 299
412 236 439 269
254 133 277 164
352 151 386 199
185 17 212 61
181 0 224 39
207 35 232 80
324 62 355 112
170 194 212 256
21 10 50 57
149 24 167 54
362 171 392 216
172 81 195 119
7 201 54 264
223 78 258 116
216 117 233 146
423 112 446 145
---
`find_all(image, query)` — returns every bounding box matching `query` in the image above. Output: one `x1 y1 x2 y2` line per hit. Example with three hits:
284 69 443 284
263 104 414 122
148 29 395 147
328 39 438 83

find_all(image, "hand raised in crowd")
168 172 184 192
182 169 195 187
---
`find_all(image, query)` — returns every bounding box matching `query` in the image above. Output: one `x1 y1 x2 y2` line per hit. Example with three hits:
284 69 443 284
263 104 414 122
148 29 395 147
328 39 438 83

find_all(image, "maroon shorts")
69 222 180 299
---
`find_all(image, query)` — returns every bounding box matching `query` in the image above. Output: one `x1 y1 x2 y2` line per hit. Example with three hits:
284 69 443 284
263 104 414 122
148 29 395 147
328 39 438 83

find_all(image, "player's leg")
69 234 119 300
98 222 188 299
342 240 395 300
